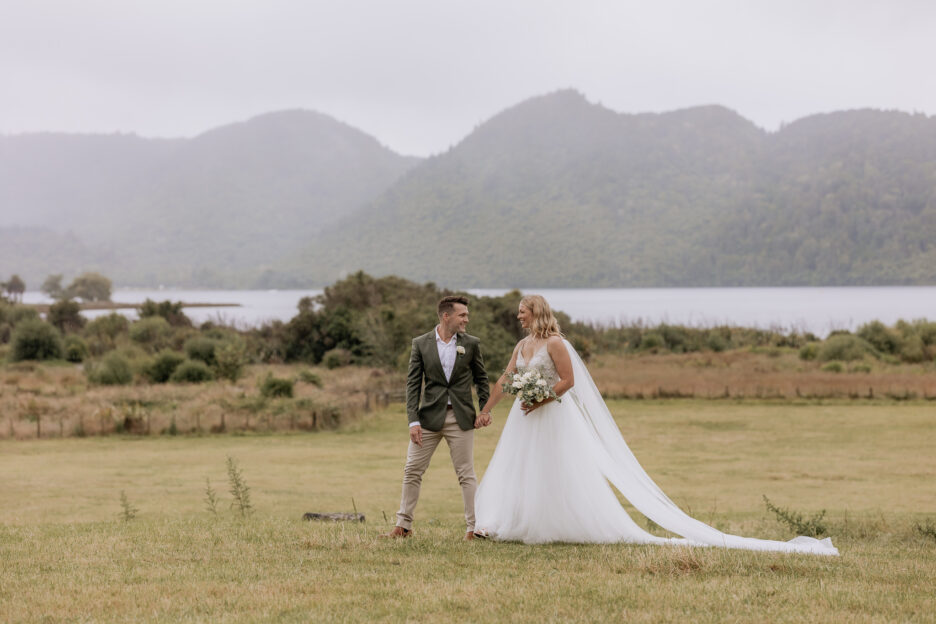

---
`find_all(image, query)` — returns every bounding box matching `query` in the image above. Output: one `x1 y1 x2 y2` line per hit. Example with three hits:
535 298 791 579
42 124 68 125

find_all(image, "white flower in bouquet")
502 368 560 412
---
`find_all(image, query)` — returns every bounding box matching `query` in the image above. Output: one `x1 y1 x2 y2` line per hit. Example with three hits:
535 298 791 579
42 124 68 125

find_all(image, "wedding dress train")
474 340 838 555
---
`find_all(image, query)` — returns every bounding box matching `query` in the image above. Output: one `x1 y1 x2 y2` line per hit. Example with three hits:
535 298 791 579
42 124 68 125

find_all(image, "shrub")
214 340 247 383
185 336 220 366
3 305 39 327
129 316 172 350
87 352 134 385
899 335 927 363
260 374 294 398
706 333 729 353
799 343 820 361
658 324 698 353
322 348 353 369
297 369 323 387
169 360 214 384
817 334 873 362
63 335 89 362
144 350 186 383
10 319 64 361
850 363 872 373
637 332 664 353
85 312 129 340
47 300 86 333
138 299 192 327
857 321 899 354
763 496 828 538
821 361 843 373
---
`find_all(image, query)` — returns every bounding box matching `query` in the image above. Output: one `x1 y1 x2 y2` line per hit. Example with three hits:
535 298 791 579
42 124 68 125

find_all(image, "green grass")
1 400 935 622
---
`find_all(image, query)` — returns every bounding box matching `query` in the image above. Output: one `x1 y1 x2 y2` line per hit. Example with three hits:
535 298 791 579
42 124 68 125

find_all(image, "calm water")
22 286 936 337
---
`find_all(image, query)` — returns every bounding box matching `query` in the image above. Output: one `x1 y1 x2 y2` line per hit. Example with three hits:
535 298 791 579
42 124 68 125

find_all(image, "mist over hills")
0 111 419 286
2 91 935 289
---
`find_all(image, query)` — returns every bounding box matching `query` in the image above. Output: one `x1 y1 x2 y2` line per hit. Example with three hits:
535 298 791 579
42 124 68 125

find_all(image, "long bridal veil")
562 340 839 556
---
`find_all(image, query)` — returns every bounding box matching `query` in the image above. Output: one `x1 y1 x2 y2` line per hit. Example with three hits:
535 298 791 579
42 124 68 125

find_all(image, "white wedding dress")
474 340 839 555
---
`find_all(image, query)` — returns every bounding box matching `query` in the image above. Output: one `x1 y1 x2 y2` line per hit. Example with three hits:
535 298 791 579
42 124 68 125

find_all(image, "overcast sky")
1 0 934 156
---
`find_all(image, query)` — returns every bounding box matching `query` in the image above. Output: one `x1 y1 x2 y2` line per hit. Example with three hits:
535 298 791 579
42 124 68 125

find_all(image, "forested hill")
0 111 420 286
289 90 936 287
3 91 935 288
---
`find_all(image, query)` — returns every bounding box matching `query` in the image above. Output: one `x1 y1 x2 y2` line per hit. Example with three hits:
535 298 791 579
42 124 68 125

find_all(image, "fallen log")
303 512 365 523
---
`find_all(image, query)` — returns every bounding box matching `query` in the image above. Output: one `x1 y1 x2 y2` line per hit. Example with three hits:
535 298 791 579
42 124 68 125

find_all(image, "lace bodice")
516 341 560 386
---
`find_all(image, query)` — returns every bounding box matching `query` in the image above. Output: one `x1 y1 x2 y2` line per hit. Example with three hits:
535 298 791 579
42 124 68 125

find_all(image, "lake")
22 286 936 337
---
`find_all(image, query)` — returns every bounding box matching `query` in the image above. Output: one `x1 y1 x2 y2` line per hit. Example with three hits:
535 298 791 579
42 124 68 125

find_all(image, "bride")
473 295 838 555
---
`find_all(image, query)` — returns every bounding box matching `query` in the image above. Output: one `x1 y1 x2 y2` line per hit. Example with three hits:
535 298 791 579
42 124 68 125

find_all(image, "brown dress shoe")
380 526 411 539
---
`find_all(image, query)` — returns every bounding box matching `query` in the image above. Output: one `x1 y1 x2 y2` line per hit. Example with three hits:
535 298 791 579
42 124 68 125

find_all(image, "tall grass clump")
763 495 828 537
118 491 138 522
226 457 252 517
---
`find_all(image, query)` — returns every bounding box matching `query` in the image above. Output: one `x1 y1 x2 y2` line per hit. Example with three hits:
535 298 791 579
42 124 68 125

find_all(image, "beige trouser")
396 409 476 532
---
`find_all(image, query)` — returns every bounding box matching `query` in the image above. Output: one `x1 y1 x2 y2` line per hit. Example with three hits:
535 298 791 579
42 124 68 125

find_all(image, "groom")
384 295 490 540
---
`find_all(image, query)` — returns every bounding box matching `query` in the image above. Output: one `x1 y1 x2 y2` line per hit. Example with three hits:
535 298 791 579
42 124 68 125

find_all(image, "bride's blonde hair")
520 295 563 340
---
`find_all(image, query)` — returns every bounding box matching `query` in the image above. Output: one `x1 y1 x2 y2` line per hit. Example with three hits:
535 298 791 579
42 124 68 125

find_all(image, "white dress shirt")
410 326 457 428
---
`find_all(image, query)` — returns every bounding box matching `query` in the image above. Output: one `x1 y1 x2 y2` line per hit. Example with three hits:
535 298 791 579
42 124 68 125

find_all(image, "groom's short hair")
438 295 469 318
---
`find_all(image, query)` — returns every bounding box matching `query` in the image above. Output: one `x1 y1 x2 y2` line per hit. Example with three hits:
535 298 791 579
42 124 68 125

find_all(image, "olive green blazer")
406 330 490 432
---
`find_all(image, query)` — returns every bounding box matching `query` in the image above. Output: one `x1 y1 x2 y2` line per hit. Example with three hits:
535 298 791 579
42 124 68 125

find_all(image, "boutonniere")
456 346 466 355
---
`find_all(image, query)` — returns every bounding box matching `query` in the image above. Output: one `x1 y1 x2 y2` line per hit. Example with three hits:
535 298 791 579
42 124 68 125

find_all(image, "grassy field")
1 400 935 622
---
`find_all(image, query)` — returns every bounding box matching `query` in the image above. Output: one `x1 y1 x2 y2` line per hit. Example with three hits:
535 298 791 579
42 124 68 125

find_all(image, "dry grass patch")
0 363 400 439
588 349 936 399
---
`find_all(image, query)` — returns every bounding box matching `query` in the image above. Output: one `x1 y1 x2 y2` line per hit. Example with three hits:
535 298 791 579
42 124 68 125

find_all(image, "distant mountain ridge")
287 91 936 287
0 111 420 286
2 91 935 289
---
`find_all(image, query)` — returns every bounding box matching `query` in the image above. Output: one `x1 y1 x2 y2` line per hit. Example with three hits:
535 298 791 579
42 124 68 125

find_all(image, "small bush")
297 369 323 387
799 343 820 361
169 360 214 384
821 361 844 373
129 316 172 350
763 495 827 538
857 321 900 354
85 313 129 340
63 335 89 362
87 353 134 385
899 335 927 363
706 333 729 353
322 348 352 369
850 363 872 374
138 299 192 327
4 305 39 327
260 374 294 398
47 300 86 333
214 340 247 383
10 319 64 361
637 332 664 353
185 336 220 366
817 334 873 362
144 350 186 383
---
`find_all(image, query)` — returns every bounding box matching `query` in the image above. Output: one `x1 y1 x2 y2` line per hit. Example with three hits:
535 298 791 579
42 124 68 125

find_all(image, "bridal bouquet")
502 369 560 406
